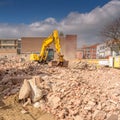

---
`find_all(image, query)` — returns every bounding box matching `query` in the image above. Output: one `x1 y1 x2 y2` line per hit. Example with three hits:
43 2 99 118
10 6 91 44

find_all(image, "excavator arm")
39 33 54 62
39 30 62 62
52 30 61 55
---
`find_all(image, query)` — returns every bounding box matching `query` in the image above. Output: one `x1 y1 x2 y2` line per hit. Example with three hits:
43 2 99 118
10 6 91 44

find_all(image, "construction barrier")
114 56 120 68
79 56 120 68
80 59 109 66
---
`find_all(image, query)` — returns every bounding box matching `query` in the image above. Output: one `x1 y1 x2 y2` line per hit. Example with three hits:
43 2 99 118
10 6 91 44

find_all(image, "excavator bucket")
48 54 69 67
48 60 69 67
63 60 69 67
62 60 69 67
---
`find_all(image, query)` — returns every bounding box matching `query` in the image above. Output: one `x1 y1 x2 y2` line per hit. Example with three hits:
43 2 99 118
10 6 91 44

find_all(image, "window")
1 40 15 44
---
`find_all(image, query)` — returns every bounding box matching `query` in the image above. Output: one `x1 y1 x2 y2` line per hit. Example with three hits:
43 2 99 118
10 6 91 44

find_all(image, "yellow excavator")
30 30 68 67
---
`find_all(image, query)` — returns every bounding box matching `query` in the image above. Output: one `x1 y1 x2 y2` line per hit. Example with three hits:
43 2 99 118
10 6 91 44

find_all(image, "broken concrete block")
19 79 31 100
28 78 43 103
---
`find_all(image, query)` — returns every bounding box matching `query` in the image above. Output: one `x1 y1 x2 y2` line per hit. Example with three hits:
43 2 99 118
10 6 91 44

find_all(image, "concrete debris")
0 57 120 120
94 111 106 120
33 102 41 108
70 61 97 70
107 114 118 120
0 100 5 109
21 109 29 114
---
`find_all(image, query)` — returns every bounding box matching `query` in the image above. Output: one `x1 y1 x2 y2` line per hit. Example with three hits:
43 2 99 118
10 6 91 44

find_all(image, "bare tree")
101 17 120 56
102 17 120 41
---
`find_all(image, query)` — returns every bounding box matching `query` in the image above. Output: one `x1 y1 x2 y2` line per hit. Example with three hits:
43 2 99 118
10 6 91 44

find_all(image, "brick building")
0 39 18 55
21 34 77 60
77 44 99 59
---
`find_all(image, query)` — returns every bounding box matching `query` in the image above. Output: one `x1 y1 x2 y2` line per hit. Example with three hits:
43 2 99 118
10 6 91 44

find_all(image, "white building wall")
96 43 112 58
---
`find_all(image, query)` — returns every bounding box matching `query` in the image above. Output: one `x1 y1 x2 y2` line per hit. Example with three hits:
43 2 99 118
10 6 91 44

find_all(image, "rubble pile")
0 57 44 97
70 61 97 70
0 57 120 120
40 67 120 120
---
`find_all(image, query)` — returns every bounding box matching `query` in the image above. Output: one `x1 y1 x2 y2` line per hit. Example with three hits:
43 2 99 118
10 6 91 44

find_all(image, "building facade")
77 44 98 59
0 39 18 55
96 42 120 59
96 43 110 59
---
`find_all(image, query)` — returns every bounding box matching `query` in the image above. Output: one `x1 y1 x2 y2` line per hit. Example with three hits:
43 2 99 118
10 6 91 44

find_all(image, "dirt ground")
0 94 54 120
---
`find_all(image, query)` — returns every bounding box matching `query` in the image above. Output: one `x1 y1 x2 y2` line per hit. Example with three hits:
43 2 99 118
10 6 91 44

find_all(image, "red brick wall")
64 35 77 59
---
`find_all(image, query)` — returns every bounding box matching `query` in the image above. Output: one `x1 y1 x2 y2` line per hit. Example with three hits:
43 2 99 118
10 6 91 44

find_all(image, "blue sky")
0 0 111 23
0 0 120 48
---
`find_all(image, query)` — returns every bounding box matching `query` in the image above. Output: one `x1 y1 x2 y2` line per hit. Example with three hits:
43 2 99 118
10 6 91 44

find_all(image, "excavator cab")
30 48 54 63
46 48 54 62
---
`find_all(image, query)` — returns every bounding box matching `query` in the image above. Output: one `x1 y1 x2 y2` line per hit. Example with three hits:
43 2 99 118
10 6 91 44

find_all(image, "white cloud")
0 0 120 48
